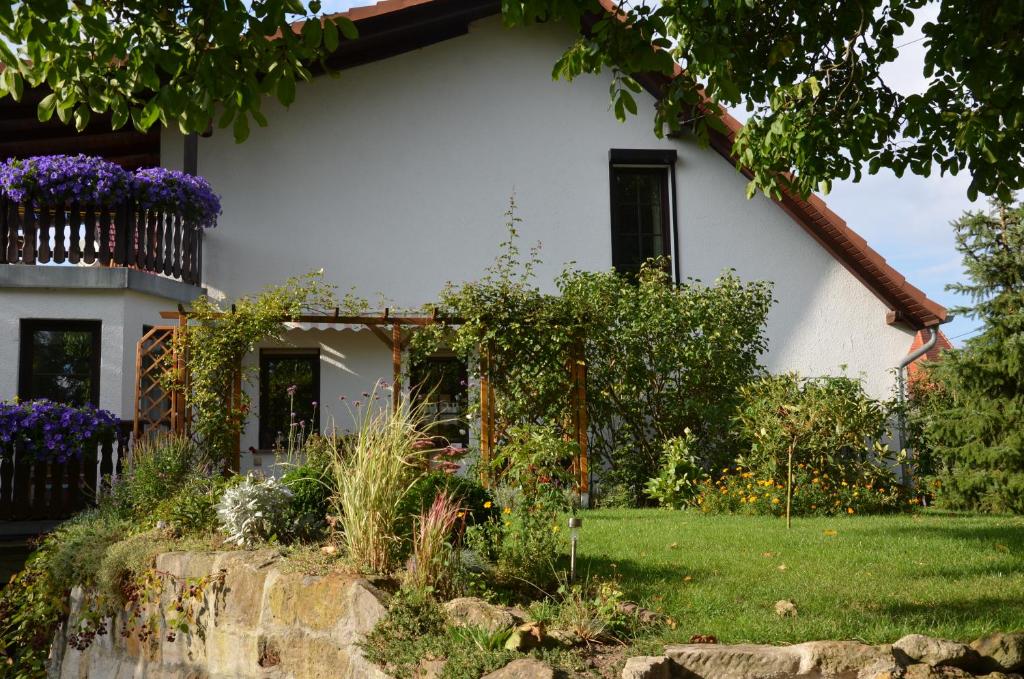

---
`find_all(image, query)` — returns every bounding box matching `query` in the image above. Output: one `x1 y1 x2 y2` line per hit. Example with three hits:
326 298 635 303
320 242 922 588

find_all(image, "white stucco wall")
0 288 182 418
162 16 916 400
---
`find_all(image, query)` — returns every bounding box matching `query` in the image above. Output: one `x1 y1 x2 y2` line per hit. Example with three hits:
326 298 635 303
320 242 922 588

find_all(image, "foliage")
153 474 234 536
217 473 294 547
644 430 708 509
174 272 342 465
404 491 464 597
918 200 1024 513
401 470 495 527
489 423 577 494
0 556 67 677
696 463 912 516
0 1 357 142
133 167 222 228
0 399 118 462
330 394 431 574
418 218 773 504
281 439 336 541
0 154 132 205
553 576 641 644
736 373 891 482
113 433 204 519
361 587 450 677
506 0 1024 202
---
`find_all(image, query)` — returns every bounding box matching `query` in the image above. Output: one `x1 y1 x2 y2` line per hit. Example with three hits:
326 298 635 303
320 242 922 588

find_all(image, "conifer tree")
926 200 1024 513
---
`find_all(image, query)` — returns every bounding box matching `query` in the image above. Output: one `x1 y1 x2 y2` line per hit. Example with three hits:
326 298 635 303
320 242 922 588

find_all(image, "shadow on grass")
878 596 1024 631
855 521 1024 551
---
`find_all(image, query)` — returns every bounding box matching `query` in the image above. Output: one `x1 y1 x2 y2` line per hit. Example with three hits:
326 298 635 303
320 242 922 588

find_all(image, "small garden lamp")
568 516 583 583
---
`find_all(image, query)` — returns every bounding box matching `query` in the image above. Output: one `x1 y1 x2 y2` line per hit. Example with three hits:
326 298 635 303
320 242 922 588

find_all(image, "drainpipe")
895 318 950 486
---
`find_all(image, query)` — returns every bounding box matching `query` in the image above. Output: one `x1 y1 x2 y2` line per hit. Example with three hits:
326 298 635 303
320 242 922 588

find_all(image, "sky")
320 0 977 342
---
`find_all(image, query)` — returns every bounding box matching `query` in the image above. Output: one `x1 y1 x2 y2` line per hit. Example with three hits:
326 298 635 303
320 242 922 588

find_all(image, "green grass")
579 509 1024 645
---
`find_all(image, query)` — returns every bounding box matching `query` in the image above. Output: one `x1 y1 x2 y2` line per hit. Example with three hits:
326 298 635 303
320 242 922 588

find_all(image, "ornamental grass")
329 389 432 574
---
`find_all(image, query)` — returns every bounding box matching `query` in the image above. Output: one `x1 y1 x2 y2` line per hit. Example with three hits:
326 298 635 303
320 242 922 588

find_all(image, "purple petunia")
133 167 221 228
0 400 118 461
0 154 132 206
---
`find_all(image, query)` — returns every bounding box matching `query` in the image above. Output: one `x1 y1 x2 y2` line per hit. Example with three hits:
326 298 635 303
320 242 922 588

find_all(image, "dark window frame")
18 319 102 406
258 349 321 451
608 148 680 282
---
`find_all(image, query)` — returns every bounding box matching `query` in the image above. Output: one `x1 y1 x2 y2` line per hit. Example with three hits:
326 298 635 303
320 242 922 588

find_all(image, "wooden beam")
366 323 393 349
391 323 402 412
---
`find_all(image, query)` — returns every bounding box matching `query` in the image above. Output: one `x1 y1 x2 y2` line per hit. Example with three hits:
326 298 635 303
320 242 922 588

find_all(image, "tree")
922 200 1024 513
506 0 1024 201
0 1 356 142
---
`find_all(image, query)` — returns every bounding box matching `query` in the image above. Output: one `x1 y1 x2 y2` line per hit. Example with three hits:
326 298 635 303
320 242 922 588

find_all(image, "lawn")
579 509 1024 645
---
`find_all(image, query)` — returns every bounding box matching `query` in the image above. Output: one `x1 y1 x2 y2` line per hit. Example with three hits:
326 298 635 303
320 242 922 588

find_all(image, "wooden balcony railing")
0 198 203 285
0 421 133 521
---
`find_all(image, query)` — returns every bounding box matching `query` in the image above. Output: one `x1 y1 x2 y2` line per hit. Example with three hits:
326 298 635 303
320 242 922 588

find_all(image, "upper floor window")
18 319 102 406
609 149 677 278
259 350 320 451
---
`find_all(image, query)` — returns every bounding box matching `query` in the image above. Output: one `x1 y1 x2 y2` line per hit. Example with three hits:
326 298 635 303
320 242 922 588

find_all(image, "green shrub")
0 556 65 677
401 471 495 527
735 373 890 483
114 433 204 520
644 430 708 509
153 474 233 536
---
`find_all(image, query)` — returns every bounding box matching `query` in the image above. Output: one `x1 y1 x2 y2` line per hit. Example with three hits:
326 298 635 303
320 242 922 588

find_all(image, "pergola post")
570 340 590 507
479 346 495 488
391 322 402 412
172 310 188 436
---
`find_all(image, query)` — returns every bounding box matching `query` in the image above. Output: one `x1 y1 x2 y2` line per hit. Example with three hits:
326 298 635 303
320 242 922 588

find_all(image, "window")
410 356 469 447
609 149 677 278
19 320 102 406
259 350 320 450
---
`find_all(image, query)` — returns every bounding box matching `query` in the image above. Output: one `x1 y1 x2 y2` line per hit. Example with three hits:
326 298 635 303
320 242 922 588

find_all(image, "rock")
972 633 1024 672
792 641 896 679
894 635 981 670
504 622 546 651
622 655 673 679
904 663 976 679
775 600 798 618
482 658 556 679
665 643 802 679
547 628 582 648
443 597 516 633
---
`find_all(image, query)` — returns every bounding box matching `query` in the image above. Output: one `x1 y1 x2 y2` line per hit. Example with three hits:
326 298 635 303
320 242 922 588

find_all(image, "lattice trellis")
133 325 185 439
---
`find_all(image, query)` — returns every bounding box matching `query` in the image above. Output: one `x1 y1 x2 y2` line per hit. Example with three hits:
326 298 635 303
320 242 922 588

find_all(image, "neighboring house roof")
0 0 948 329
907 328 954 381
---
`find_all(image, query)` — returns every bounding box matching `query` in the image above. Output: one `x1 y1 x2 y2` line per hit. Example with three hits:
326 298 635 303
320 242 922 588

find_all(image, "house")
0 0 946 476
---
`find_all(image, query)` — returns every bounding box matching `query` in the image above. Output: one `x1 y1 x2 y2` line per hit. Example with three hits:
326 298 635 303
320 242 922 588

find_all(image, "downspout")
895 318 950 486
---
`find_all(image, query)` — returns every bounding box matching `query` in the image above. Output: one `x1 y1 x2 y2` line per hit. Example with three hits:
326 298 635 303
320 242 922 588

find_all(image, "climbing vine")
172 271 358 465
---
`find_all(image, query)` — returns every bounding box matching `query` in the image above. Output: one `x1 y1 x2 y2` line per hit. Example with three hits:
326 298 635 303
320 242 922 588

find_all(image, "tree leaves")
0 0 359 143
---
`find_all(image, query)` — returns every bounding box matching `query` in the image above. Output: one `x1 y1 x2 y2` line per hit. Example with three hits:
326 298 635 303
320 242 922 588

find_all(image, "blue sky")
320 0 975 342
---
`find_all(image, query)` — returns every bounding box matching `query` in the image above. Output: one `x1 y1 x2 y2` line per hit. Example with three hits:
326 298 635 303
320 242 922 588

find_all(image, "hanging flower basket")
0 400 119 463
133 167 222 229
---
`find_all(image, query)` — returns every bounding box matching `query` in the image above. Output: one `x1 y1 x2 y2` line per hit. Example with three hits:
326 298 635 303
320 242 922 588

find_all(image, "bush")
696 463 913 516
217 474 294 547
114 433 204 520
153 474 234 535
282 439 336 541
331 395 430 574
644 430 708 509
399 471 496 543
736 373 891 480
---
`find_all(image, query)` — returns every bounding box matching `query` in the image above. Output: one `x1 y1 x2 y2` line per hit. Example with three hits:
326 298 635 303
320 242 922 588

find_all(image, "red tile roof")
907 328 954 380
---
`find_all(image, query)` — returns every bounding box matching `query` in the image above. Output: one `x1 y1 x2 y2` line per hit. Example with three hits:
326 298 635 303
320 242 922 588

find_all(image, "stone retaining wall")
49 550 391 679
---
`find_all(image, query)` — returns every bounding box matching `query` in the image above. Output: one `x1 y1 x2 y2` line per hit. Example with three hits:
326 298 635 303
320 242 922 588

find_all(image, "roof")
907 328 954 380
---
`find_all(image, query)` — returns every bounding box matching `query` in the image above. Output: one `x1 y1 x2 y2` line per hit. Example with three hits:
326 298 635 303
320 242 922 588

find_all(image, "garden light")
568 516 582 584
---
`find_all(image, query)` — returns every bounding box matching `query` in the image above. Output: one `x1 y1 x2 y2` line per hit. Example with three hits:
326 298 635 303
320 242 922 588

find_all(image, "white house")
0 0 946 473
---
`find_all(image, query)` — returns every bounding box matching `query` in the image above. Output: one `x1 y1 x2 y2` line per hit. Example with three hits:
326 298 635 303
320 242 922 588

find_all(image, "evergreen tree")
926 200 1024 513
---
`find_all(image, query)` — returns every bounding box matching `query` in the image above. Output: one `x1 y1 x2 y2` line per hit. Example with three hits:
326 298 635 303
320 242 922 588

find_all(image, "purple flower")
133 167 221 228
0 399 118 461
287 384 298 397
0 155 131 205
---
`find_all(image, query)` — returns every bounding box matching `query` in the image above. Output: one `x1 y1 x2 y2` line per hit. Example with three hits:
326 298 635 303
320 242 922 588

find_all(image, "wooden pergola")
135 307 590 497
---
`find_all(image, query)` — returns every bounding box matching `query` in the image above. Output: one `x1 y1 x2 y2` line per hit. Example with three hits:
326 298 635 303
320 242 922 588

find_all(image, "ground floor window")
411 356 469 447
259 350 320 451
18 319 101 406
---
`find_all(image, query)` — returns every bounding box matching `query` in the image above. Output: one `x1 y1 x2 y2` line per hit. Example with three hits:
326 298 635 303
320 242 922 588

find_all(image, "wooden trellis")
138 308 590 494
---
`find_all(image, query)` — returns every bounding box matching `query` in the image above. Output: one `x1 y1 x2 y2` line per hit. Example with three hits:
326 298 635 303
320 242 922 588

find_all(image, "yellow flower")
812 478 820 484
457 511 466 518
483 501 492 509
503 507 512 514
771 497 780 505
551 525 560 533
847 507 855 514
